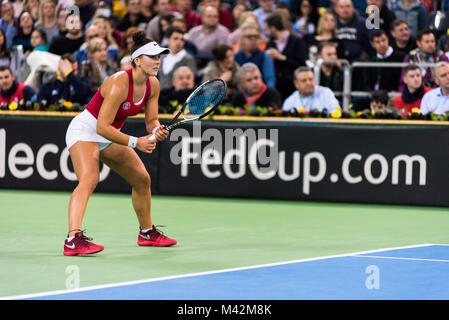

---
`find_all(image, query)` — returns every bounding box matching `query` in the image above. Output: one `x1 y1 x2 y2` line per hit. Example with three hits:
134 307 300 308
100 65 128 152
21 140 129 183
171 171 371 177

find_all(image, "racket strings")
184 81 225 119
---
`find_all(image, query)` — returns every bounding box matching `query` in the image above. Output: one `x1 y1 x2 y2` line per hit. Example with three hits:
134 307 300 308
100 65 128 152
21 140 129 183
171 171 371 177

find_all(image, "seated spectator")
90 16 119 58
233 24 276 88
159 65 195 112
23 0 39 21
49 14 85 56
35 0 59 45
307 9 346 64
227 10 261 50
120 55 132 70
390 19 417 56
0 28 15 74
12 11 34 55
275 4 301 38
392 0 428 39
0 0 17 48
368 89 396 114
201 44 240 102
170 0 200 31
196 0 232 31
316 42 344 94
400 29 449 90
141 0 157 20
282 66 339 113
30 28 49 53
55 5 68 37
36 53 91 105
231 62 282 109
0 65 35 104
253 0 276 36
119 26 139 60
335 0 371 61
74 23 120 64
365 0 396 35
116 0 150 32
420 61 449 115
158 26 196 92
185 6 230 52
295 0 318 42
74 0 98 28
265 12 307 100
393 64 433 112
168 14 198 59
145 0 172 43
231 2 247 31
365 29 405 92
79 37 118 97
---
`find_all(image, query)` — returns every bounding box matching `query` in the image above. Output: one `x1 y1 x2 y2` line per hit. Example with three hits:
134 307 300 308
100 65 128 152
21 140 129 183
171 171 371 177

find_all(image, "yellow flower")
296 108 306 113
9 101 18 110
63 101 73 109
331 108 342 118
411 107 420 114
357 111 362 117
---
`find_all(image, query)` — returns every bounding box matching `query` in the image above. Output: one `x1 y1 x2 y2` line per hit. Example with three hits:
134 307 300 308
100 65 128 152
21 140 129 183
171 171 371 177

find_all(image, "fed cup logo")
122 102 131 110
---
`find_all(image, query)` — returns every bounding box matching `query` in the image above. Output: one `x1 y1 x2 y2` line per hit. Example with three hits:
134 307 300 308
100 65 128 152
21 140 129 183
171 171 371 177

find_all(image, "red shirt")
392 87 433 113
86 69 151 129
0 82 25 104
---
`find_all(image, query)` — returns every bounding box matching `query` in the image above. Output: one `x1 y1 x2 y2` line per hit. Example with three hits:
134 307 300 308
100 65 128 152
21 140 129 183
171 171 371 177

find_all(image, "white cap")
131 42 170 61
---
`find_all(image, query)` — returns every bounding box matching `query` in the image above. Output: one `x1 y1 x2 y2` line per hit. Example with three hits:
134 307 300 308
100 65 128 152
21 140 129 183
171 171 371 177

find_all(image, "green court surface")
1 189 449 298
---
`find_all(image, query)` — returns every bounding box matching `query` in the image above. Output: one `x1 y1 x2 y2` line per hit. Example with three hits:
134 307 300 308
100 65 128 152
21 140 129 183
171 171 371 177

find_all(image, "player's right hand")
136 136 157 153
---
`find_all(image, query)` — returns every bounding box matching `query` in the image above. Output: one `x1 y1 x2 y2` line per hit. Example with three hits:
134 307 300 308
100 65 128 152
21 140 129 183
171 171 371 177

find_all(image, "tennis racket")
148 78 227 140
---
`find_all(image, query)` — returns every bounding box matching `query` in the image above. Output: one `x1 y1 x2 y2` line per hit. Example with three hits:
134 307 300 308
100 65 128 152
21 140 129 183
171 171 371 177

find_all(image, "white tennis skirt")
65 109 113 151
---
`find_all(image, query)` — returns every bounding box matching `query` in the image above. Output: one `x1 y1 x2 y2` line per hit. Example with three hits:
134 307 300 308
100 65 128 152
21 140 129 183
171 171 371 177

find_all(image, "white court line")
352 255 449 263
0 243 439 300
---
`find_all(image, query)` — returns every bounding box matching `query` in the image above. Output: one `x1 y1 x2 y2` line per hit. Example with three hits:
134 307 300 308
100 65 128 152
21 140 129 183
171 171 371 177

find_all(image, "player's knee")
134 171 151 190
78 174 99 193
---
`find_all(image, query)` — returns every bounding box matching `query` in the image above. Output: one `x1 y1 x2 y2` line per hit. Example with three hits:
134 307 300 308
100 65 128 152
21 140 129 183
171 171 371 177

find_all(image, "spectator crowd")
0 0 449 116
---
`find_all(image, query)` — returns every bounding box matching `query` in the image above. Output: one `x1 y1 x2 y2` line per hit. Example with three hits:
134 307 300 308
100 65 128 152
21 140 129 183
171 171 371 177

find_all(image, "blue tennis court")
9 244 449 300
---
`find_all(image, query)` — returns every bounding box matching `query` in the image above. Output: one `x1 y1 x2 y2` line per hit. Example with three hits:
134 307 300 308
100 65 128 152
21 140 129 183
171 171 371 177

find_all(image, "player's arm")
96 73 156 153
144 77 168 142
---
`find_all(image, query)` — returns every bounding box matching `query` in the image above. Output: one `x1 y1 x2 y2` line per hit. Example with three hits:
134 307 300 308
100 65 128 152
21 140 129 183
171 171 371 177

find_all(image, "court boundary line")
1 243 441 300
352 255 449 263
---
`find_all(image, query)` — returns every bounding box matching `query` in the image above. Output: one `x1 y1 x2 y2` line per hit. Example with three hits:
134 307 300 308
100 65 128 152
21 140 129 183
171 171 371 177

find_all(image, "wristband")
128 136 138 148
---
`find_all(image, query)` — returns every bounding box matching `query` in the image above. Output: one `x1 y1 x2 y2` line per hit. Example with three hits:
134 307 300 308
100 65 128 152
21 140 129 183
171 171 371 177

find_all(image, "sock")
141 227 153 233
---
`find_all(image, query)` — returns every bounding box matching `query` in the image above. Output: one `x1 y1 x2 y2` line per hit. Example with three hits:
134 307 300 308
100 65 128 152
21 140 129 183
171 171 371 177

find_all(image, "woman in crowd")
30 28 49 53
80 37 119 97
0 28 15 74
12 10 35 55
35 0 59 45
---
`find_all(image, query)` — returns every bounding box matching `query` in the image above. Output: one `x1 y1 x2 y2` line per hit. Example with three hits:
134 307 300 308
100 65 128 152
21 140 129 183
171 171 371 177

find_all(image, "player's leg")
64 141 104 255
100 143 177 246
68 141 101 236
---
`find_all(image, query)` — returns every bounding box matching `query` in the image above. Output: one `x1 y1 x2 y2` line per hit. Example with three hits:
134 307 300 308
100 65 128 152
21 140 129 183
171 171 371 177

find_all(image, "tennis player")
63 31 177 256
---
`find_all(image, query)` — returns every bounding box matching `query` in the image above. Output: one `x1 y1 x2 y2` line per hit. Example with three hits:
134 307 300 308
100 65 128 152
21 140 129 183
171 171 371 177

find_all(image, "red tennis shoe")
63 231 104 256
137 225 177 247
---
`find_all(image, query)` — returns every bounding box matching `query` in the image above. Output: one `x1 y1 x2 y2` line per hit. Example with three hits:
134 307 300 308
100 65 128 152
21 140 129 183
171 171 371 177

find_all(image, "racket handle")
148 134 156 141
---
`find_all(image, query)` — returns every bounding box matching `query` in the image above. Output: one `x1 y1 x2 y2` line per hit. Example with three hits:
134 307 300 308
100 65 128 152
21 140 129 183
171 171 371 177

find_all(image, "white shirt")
420 87 449 115
282 86 340 113
162 49 187 75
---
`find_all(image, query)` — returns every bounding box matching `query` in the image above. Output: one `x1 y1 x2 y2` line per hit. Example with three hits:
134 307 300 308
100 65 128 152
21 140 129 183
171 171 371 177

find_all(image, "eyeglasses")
243 34 259 39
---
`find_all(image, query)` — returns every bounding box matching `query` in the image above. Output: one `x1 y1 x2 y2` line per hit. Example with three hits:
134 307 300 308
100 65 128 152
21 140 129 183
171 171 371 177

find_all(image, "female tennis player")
63 31 177 256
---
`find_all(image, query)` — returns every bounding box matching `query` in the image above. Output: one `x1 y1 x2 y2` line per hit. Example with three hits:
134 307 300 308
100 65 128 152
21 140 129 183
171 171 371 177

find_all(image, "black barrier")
1 115 449 206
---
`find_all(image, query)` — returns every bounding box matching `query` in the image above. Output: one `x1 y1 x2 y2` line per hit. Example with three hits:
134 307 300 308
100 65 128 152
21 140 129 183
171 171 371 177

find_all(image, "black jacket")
37 72 91 105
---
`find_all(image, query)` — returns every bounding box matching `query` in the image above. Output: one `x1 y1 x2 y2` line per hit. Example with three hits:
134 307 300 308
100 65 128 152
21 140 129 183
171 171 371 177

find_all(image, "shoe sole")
63 247 104 256
137 241 177 247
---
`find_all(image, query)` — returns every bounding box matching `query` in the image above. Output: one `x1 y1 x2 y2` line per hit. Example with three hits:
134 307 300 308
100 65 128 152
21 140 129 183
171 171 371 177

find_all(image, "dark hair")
390 19 408 31
369 29 387 42
371 90 389 104
295 0 319 25
61 53 77 64
0 28 11 59
16 10 34 37
403 64 421 76
130 30 152 67
417 29 434 42
265 13 285 31
317 41 337 55
0 65 12 73
212 44 231 61
165 26 184 39
32 28 47 44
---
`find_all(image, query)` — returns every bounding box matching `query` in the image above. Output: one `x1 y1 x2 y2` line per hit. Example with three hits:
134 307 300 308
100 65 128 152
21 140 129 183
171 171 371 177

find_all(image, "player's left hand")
154 125 169 142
